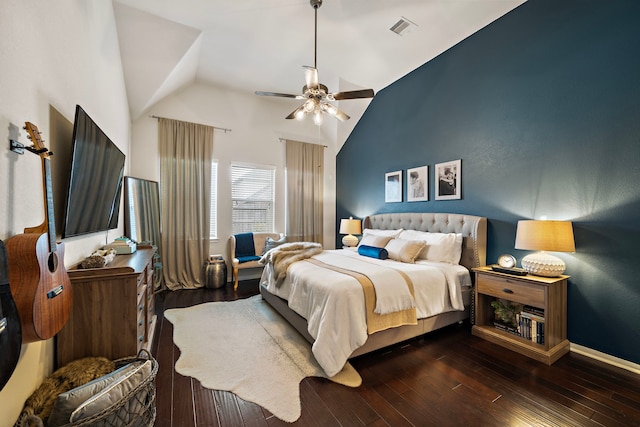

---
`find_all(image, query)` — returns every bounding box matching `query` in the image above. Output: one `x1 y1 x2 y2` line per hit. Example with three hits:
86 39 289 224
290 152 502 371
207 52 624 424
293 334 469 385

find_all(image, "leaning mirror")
124 176 162 289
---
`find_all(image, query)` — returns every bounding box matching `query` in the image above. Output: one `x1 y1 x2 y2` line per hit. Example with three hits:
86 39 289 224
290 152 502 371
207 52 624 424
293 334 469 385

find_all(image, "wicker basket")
67 349 158 427
16 350 158 427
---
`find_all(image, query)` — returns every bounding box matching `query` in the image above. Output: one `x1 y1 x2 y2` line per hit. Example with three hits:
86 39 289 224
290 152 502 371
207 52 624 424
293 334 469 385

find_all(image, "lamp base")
342 234 358 248
521 252 566 277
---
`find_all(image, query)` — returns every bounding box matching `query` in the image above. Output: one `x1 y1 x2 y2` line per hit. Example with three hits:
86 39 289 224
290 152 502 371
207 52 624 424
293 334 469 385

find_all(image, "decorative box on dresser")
472 266 570 365
56 246 157 368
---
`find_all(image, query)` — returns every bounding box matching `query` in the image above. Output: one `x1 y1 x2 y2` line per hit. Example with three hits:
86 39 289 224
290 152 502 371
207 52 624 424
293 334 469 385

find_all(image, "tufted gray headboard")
362 213 487 270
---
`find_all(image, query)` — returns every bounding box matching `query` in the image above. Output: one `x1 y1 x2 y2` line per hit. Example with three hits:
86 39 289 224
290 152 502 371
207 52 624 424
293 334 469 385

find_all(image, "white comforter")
261 249 471 377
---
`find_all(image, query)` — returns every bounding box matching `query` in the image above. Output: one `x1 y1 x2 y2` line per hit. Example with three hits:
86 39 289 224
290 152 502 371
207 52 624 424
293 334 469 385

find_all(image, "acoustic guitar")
0 239 21 391
6 122 72 342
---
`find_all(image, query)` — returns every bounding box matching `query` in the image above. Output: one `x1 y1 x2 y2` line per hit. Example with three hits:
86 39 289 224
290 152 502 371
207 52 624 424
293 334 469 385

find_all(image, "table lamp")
515 220 575 277
339 217 362 247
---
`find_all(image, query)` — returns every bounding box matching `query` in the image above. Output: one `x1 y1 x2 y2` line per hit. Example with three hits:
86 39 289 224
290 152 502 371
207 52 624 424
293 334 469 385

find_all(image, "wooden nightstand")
472 266 570 365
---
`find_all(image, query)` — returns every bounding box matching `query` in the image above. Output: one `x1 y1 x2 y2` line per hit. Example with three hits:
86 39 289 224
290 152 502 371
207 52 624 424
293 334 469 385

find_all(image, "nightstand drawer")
477 274 544 307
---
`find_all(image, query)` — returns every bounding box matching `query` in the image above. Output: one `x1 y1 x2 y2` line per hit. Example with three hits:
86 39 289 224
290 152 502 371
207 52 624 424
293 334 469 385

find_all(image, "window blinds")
231 164 275 234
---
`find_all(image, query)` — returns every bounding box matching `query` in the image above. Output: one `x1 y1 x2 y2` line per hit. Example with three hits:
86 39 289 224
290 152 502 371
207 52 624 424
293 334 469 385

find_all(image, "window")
231 164 275 234
210 161 218 239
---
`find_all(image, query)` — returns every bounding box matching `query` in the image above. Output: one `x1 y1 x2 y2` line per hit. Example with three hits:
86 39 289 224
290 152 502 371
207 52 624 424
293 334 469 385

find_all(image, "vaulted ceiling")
113 0 525 121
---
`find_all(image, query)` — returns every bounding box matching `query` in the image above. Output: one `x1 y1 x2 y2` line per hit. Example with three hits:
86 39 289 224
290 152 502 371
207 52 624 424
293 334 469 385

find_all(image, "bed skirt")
259 283 472 359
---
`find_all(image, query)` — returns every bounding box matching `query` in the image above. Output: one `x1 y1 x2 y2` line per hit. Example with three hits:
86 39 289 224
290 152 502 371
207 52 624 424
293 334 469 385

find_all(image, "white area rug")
164 295 361 422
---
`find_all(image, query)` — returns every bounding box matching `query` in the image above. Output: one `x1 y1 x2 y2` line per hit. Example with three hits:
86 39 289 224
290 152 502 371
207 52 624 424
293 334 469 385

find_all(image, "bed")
259 212 487 377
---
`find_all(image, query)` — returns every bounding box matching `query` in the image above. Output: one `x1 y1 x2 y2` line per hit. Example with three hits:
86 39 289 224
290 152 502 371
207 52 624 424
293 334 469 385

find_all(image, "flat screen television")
62 105 126 238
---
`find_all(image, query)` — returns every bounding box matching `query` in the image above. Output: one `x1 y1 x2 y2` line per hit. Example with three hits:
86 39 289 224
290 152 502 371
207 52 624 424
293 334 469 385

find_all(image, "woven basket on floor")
16 349 158 427
68 349 158 427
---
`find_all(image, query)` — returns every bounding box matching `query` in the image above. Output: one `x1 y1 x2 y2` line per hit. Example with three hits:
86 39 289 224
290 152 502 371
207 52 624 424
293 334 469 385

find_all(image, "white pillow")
397 229 433 242
384 239 426 264
398 230 463 264
362 228 403 238
357 234 393 248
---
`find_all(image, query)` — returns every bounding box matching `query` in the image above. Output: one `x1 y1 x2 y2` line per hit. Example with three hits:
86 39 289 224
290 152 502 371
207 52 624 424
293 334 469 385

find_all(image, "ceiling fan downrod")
310 0 322 69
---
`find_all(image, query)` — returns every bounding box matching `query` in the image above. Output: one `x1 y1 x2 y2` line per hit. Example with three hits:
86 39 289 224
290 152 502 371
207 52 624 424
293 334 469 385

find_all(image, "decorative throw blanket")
259 242 323 283
235 232 261 264
306 258 417 334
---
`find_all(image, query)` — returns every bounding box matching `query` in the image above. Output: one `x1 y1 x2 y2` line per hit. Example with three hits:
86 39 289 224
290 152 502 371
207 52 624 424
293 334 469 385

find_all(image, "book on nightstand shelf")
493 321 520 337
491 301 546 345
523 305 545 317
516 310 545 345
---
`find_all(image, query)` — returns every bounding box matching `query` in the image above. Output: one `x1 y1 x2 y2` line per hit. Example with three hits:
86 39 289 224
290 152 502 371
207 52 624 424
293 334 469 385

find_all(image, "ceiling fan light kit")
255 0 374 124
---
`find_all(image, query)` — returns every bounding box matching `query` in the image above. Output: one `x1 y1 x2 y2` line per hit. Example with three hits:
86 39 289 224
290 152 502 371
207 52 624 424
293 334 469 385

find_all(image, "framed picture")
385 170 402 203
435 159 461 200
407 166 428 202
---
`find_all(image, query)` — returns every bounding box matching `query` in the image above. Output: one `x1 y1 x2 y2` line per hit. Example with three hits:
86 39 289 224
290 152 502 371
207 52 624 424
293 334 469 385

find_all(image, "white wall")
0 1 345 422
131 82 341 280
0 1 130 424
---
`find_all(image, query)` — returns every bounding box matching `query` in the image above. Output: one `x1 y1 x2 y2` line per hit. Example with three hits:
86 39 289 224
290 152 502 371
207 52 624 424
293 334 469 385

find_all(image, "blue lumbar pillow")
357 244 388 260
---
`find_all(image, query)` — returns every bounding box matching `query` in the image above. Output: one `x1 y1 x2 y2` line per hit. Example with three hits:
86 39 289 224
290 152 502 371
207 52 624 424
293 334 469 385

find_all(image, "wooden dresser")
56 247 157 367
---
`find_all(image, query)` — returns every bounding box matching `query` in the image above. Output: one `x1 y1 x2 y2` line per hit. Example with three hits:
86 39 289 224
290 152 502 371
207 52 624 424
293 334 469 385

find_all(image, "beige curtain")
285 139 324 243
158 118 213 290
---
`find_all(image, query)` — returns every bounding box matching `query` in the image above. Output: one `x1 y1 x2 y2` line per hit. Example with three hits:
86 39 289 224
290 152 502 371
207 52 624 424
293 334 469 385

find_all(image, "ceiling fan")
255 0 375 124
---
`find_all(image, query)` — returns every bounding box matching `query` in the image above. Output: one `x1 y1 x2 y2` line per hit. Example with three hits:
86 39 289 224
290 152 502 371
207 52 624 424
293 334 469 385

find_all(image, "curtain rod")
150 115 231 133
278 137 327 148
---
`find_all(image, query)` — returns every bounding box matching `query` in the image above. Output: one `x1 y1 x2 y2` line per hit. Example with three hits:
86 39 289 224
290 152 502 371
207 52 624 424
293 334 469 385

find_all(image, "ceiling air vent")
390 17 417 36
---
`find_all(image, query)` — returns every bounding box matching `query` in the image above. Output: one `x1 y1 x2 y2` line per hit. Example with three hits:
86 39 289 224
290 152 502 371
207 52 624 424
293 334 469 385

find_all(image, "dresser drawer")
137 269 146 286
147 289 155 322
146 263 154 286
137 302 147 346
477 274 544 307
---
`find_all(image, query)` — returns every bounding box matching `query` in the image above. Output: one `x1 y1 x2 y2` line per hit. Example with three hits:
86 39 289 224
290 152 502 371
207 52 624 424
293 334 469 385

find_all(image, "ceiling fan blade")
333 108 350 122
303 66 319 90
331 89 375 100
255 91 305 99
285 105 305 120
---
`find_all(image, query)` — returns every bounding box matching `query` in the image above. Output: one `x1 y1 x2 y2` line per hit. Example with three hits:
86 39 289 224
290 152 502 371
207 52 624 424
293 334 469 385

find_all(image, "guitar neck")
23 157 56 244
43 158 57 252
22 121 57 242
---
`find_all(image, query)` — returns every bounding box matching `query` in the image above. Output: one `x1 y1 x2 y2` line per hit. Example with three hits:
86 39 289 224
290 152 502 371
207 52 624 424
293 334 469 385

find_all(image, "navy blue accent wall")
336 0 640 364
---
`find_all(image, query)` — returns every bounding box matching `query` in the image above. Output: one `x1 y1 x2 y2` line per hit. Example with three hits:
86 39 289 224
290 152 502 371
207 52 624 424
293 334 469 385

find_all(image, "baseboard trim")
570 343 640 375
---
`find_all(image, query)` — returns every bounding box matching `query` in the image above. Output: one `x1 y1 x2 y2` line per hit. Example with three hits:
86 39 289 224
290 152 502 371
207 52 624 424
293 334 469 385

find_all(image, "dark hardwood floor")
151 280 640 426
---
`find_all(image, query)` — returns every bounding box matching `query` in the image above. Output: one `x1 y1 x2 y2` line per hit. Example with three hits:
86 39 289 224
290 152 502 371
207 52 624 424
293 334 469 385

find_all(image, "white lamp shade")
339 217 361 247
339 217 362 235
515 220 575 252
